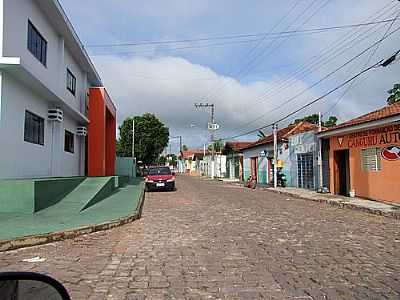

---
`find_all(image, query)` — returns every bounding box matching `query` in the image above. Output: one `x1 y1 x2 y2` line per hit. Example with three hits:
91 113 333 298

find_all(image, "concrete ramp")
38 177 117 215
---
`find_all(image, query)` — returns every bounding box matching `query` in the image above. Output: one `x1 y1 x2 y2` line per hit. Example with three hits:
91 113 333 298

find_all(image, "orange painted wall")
105 110 116 176
88 88 116 177
329 123 400 203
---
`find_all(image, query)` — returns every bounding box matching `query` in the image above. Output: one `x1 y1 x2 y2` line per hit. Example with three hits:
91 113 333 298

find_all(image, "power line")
221 58 385 141
323 9 400 117
252 3 398 106
84 19 398 49
203 0 326 104
228 5 399 133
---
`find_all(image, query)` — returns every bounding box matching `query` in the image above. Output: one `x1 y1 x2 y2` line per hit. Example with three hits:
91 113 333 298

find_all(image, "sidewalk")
0 179 144 244
268 187 400 219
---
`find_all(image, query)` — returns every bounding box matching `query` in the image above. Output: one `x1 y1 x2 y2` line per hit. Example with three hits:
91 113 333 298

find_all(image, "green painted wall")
81 177 117 211
0 180 34 213
116 157 136 178
34 178 85 212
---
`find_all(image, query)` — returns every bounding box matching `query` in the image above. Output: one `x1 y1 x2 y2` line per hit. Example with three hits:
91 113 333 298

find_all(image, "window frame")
24 110 45 146
27 20 47 67
64 130 75 154
66 68 76 96
361 147 381 172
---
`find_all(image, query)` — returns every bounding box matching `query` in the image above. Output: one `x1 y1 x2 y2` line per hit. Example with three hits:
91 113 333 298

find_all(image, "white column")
273 124 278 188
50 121 63 176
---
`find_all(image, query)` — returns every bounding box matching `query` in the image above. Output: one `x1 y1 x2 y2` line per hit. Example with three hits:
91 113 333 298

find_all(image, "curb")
0 184 146 252
218 180 400 220
267 189 400 220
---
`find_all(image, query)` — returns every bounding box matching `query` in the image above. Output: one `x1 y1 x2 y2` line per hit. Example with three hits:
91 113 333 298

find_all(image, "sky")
59 0 400 152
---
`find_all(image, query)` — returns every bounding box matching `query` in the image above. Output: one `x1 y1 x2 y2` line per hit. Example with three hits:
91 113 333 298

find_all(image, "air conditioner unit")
48 108 63 122
76 126 87 136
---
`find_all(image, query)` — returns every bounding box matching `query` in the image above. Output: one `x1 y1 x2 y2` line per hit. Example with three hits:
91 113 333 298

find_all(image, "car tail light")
145 177 154 183
167 177 175 182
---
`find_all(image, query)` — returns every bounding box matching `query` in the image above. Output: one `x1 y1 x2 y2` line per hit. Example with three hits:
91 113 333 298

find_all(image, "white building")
0 0 102 178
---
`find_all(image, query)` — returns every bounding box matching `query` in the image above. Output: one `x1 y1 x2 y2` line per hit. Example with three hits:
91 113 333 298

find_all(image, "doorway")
297 153 314 189
334 150 350 196
251 157 258 181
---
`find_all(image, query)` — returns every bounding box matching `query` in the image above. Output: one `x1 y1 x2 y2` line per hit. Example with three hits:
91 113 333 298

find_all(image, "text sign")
340 124 400 148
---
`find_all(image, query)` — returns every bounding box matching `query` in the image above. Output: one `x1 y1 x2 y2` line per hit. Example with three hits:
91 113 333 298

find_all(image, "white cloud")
93 55 318 147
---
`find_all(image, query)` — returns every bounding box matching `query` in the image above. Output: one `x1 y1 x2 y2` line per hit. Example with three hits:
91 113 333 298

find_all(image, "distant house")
223 141 253 181
241 121 320 186
180 149 207 175
318 102 400 203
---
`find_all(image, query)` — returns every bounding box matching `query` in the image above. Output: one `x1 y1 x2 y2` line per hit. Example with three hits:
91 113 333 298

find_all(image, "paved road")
0 176 399 300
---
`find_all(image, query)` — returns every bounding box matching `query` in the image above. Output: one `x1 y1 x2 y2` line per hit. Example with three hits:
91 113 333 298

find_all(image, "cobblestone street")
0 176 399 299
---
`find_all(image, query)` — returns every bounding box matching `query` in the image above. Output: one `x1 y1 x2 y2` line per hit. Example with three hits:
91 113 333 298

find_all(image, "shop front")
318 104 400 204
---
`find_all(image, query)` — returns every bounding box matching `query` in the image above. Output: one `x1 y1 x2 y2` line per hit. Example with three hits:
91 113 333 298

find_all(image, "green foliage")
117 113 169 164
292 114 337 128
292 114 320 125
158 156 167 165
208 140 224 152
387 83 400 105
324 116 338 128
182 145 188 151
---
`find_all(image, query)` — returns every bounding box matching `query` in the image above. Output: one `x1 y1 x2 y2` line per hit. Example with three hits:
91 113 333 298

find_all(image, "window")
64 130 74 153
27 21 47 66
67 69 76 96
362 148 381 171
24 111 44 145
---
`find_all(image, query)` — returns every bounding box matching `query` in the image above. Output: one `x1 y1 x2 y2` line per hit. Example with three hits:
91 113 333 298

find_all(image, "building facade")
287 129 323 189
318 103 400 203
242 122 321 187
0 0 115 179
223 142 252 181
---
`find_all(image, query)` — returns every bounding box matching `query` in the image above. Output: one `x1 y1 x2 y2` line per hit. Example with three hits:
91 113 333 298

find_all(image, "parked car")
145 166 176 192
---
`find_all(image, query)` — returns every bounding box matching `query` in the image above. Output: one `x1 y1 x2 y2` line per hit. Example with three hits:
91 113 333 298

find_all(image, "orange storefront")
319 103 400 204
88 88 117 177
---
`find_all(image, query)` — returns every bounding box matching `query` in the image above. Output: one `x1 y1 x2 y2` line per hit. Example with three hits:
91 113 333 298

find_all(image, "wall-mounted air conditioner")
76 126 87 136
48 108 63 122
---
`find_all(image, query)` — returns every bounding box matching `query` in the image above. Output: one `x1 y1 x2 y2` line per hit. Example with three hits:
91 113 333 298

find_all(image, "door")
297 153 314 189
251 157 258 181
334 150 350 196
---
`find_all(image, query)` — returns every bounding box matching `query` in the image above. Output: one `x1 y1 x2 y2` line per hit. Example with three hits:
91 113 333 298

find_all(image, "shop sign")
344 124 400 148
381 145 400 161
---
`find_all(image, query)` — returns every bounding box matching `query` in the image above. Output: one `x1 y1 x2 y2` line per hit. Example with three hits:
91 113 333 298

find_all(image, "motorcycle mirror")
0 272 71 300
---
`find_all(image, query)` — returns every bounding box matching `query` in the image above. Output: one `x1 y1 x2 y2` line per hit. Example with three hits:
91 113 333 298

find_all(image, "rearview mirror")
0 272 71 300
172 172 176 176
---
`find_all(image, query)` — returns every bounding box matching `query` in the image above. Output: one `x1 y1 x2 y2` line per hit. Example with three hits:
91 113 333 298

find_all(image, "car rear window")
148 167 172 175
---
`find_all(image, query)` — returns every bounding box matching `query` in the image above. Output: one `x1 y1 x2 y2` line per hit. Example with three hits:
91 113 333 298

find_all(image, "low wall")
0 177 85 213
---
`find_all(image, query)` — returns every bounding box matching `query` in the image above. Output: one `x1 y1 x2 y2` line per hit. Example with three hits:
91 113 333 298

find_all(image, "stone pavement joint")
0 176 399 299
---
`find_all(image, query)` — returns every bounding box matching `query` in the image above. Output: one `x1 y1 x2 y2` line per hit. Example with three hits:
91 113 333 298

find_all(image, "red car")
145 166 176 191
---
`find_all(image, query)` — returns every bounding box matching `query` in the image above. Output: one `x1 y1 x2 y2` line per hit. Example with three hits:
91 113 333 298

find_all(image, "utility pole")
195 103 218 179
132 118 135 159
318 112 323 190
273 124 278 188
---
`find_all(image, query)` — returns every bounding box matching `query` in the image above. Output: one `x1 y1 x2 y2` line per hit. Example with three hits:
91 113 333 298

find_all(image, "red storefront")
318 103 400 204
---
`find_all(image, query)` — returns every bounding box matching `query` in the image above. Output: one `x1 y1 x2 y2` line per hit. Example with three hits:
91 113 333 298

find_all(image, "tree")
387 83 400 105
117 113 169 164
324 116 338 128
292 114 337 128
208 140 224 153
182 145 188 151
292 114 320 125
